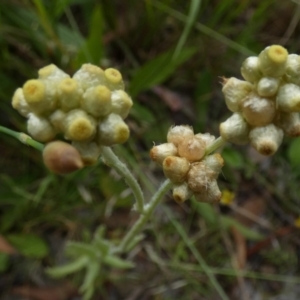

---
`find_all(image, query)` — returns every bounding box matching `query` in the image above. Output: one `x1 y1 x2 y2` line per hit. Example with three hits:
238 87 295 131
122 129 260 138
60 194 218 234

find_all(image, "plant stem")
117 179 172 253
205 136 226 155
165 207 230 300
0 126 44 151
101 146 145 214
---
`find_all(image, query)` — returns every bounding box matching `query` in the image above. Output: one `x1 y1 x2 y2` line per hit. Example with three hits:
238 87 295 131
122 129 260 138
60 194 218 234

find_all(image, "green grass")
1 0 300 299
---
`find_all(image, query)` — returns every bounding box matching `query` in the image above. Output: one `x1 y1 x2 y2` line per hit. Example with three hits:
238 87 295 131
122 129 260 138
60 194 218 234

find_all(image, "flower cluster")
150 126 224 203
220 45 300 155
12 64 132 165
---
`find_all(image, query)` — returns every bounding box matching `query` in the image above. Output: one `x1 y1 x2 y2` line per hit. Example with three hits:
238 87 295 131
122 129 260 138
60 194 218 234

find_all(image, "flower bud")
22 79 56 115
150 143 178 165
38 64 69 82
256 77 280 97
203 153 224 174
72 141 101 166
73 64 105 91
219 113 250 145
258 45 288 77
98 113 129 145
177 136 206 162
162 156 190 183
57 78 82 111
187 162 216 193
222 77 253 112
43 141 84 174
276 83 300 112
104 68 125 91
64 109 96 141
249 124 283 156
240 56 262 83
194 180 221 204
12 88 31 117
172 182 193 203
167 125 194 146
276 112 300 137
285 54 300 85
241 93 276 127
49 109 66 132
27 113 56 142
111 90 133 119
82 85 112 117
194 133 215 147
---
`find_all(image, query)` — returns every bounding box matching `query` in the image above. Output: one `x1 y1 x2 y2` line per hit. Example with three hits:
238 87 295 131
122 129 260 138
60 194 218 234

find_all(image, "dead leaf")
230 226 247 269
0 234 17 255
11 282 77 300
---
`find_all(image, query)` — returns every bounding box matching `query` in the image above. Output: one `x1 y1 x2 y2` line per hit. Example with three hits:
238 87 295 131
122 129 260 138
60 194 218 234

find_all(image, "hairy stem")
0 126 44 151
101 146 145 214
205 136 227 155
117 179 172 253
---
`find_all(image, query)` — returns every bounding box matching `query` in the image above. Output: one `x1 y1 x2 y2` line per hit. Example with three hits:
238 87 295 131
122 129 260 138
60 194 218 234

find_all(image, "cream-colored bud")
177 136 206 162
187 162 216 193
241 93 276 127
219 113 250 145
258 45 288 77
12 88 31 117
82 85 112 117
249 124 283 156
111 90 133 119
57 78 82 111
43 141 84 175
162 156 190 183
172 182 193 204
285 54 300 85
194 180 222 204
256 77 280 97
98 113 129 146
23 79 56 115
27 113 56 142
222 77 253 112
49 109 66 132
72 141 101 166
73 64 105 91
276 112 300 137
276 83 300 112
194 133 215 147
150 143 178 165
104 68 125 91
203 153 224 174
241 56 262 83
38 64 69 82
167 125 194 146
64 109 96 141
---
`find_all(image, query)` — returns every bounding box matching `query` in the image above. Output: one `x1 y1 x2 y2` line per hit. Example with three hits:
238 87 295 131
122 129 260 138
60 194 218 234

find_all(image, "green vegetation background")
1 0 300 299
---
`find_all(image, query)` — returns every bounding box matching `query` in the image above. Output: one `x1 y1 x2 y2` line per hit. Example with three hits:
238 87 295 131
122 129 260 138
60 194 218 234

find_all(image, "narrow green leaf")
192 199 218 225
80 263 99 292
33 175 53 203
222 147 244 169
0 253 9 273
54 0 73 17
74 4 104 67
46 256 88 277
6 234 49 258
129 47 197 97
173 0 201 60
66 242 98 258
287 137 300 167
124 234 145 252
130 102 155 123
103 255 134 269
221 216 264 241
